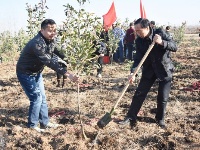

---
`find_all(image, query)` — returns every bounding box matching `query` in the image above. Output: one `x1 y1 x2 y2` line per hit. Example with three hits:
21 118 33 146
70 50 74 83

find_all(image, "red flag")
103 2 117 30
140 0 147 18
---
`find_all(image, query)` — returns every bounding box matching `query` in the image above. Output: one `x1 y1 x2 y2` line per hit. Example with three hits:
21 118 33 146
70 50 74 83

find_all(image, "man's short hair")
41 19 56 29
134 18 150 28
166 26 170 30
150 21 155 25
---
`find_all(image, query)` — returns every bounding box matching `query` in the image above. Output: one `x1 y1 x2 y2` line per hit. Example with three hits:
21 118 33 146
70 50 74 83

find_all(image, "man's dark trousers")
127 75 172 121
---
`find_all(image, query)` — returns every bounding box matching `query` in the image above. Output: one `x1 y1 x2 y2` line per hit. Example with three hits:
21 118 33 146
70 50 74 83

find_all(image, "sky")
0 0 199 33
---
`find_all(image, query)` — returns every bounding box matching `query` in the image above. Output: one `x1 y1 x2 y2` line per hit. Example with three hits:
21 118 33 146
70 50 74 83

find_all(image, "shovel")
97 42 155 129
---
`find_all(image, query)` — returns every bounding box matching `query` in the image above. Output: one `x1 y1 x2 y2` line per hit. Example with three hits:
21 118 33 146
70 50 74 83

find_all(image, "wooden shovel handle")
110 42 155 114
131 42 155 77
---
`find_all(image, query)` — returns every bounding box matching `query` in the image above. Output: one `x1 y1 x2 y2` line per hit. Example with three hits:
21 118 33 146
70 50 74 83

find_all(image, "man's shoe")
119 117 137 128
119 117 132 125
32 126 45 133
45 122 59 129
156 119 166 128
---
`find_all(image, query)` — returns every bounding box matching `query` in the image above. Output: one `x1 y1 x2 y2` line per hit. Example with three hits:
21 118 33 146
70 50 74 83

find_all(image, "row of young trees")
0 0 187 64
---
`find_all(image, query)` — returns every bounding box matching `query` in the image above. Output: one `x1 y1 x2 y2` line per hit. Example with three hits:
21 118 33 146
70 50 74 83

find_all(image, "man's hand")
128 73 136 84
153 34 163 46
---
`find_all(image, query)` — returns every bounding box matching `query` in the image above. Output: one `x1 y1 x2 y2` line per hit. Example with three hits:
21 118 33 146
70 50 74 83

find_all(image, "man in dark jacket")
119 18 177 128
93 40 107 78
16 19 79 132
150 20 156 32
165 26 173 39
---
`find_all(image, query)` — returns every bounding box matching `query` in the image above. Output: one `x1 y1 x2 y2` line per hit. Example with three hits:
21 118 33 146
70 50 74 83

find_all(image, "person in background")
124 22 136 61
150 20 156 31
165 26 173 38
123 41 128 59
112 22 125 64
16 19 79 132
119 18 177 129
92 40 107 78
100 28 109 43
100 27 109 57
56 58 68 87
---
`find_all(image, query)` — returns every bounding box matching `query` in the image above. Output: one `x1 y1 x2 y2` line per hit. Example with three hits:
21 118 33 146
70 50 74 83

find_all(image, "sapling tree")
14 29 29 51
26 0 48 38
0 29 29 62
0 31 16 61
105 19 127 64
59 4 102 73
105 29 120 64
173 22 186 44
121 18 130 31
58 0 102 139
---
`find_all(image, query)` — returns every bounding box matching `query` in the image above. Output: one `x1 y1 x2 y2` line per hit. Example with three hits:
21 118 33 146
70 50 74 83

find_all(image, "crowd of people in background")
55 19 174 82
111 19 174 65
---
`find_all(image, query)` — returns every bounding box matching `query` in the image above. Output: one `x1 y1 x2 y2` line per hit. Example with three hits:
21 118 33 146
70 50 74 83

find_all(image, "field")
0 34 199 149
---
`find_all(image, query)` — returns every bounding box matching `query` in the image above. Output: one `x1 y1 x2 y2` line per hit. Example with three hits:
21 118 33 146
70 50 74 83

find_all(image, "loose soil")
0 34 199 150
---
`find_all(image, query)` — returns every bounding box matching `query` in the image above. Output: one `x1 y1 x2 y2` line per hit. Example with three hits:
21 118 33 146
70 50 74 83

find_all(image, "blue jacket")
113 27 125 44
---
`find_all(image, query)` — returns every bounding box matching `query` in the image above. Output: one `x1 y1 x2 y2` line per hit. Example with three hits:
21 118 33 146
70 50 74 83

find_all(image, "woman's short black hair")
41 19 56 29
134 18 150 28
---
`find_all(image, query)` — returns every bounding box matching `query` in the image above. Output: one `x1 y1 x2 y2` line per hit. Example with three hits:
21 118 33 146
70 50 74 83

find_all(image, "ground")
0 34 199 150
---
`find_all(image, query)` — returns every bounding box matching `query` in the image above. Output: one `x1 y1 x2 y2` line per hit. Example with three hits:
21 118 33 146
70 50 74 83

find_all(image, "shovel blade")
97 112 112 128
